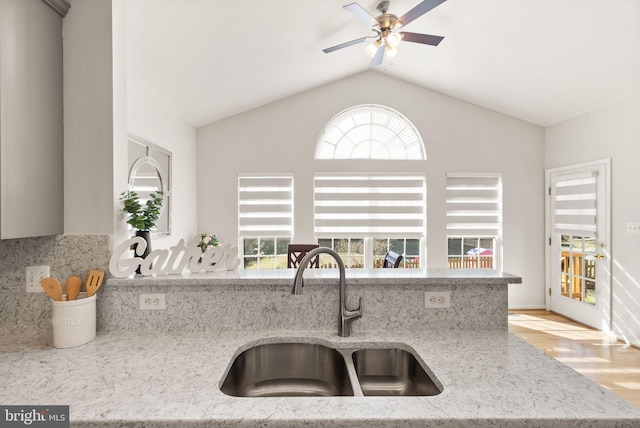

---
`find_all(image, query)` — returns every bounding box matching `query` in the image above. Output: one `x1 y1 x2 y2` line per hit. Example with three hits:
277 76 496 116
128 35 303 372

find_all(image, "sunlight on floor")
509 310 640 408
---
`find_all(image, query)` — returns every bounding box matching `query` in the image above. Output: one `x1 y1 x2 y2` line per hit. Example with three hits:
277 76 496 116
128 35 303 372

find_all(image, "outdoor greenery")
120 190 163 231
317 238 364 268
243 238 290 269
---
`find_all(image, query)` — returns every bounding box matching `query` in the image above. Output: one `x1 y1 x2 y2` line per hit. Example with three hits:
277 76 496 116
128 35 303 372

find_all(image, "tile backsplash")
0 235 110 333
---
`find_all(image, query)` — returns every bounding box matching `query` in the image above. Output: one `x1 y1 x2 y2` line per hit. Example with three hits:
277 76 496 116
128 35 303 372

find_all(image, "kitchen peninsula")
101 268 518 332
2 269 640 427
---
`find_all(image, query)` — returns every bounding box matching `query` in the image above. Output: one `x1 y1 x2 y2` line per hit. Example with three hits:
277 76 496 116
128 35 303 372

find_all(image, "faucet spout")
291 247 362 337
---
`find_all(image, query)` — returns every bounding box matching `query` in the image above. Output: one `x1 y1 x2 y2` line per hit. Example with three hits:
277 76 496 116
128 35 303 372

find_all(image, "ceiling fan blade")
370 42 386 67
400 32 444 46
323 36 370 54
344 3 378 27
396 0 447 27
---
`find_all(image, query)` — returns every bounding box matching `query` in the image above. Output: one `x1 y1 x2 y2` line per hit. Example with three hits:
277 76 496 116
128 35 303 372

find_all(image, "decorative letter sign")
109 238 241 278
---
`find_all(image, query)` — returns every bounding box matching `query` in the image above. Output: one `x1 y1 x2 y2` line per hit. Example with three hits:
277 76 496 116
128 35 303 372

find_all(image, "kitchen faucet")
292 247 362 337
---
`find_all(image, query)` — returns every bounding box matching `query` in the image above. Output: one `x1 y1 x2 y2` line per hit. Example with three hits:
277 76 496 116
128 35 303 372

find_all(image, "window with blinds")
238 174 294 238
313 174 426 238
446 174 502 237
446 174 502 269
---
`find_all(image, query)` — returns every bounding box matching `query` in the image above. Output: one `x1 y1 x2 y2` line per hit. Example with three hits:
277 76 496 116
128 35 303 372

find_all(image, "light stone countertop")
106 268 523 287
2 328 639 427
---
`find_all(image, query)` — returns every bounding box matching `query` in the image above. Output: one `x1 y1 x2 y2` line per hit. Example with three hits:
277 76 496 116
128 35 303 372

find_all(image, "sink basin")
220 341 442 397
352 348 442 396
220 342 354 397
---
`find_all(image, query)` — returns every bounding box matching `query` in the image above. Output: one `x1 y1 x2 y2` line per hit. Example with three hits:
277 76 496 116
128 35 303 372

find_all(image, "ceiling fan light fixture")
365 40 381 57
385 45 398 58
386 32 402 48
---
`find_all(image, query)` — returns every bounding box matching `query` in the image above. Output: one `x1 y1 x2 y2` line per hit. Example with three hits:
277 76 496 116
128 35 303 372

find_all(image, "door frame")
544 158 612 331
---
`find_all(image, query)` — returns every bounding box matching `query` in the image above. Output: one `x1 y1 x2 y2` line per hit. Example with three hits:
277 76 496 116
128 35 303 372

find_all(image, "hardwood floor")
509 309 640 408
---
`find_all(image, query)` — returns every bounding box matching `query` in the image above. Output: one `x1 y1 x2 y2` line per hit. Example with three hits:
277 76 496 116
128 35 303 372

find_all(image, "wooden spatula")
65 275 82 301
41 277 63 301
86 270 104 298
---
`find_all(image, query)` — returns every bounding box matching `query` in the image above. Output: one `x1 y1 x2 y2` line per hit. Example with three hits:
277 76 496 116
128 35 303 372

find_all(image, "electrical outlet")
424 291 451 309
26 265 50 292
627 223 640 234
139 293 166 310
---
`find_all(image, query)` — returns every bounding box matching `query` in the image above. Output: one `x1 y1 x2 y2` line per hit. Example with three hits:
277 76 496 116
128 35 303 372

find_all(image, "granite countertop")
2 328 639 427
106 268 523 287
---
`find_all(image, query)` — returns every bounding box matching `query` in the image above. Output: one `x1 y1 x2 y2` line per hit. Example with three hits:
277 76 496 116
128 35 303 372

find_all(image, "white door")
546 160 611 331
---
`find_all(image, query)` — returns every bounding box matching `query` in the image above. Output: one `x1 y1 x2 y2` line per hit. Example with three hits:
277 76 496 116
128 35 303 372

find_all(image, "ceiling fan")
323 0 447 67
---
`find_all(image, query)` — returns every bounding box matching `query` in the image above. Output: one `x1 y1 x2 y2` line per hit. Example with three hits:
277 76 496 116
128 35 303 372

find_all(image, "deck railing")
447 256 494 269
316 256 494 269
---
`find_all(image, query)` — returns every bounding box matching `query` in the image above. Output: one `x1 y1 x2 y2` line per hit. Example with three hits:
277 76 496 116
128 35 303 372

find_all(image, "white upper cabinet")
0 0 66 238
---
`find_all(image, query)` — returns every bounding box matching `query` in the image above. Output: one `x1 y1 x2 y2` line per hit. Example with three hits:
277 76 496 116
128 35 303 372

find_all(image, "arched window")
315 104 425 160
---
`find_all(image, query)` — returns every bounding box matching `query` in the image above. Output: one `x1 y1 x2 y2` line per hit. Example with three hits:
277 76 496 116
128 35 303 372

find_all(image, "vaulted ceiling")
126 0 640 128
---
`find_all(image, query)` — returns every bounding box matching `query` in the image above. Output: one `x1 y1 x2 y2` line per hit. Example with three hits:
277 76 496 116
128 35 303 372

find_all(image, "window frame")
315 104 426 160
241 237 291 270
373 237 421 268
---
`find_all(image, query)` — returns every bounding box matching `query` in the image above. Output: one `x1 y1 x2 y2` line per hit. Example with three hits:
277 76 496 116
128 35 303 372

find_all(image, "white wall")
546 93 640 346
64 0 197 249
126 81 198 249
197 71 545 308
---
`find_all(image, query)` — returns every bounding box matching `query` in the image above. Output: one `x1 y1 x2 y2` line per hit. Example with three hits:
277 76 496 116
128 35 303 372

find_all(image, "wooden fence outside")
447 256 494 269
317 256 493 269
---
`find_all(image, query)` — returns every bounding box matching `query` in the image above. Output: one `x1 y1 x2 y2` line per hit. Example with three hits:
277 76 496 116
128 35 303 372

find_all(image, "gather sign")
109 237 240 278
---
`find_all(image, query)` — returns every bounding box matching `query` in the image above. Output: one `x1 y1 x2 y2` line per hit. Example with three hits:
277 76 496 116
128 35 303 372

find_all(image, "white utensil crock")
51 292 96 348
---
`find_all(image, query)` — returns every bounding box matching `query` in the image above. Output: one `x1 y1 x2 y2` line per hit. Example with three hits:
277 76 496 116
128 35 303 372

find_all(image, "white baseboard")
508 305 547 310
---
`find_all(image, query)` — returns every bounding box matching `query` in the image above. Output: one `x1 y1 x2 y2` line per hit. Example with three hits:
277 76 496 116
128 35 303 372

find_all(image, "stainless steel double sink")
220 341 443 397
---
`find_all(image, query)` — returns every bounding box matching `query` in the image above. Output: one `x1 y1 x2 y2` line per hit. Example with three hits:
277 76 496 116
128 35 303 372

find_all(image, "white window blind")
314 174 426 238
552 172 597 237
446 174 502 237
238 175 293 237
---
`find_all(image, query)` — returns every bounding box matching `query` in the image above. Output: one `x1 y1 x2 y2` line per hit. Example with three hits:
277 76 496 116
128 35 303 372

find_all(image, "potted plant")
120 190 163 265
197 233 219 253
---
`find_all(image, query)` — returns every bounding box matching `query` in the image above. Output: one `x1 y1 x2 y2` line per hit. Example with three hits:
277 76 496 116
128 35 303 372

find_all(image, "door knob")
594 254 605 260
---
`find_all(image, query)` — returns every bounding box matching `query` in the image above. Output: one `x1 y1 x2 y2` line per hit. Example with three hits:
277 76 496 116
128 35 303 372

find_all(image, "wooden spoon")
86 270 104 298
65 275 82 301
40 277 63 301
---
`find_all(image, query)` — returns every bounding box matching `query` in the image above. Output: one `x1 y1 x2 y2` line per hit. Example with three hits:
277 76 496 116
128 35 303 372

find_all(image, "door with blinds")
546 160 611 331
